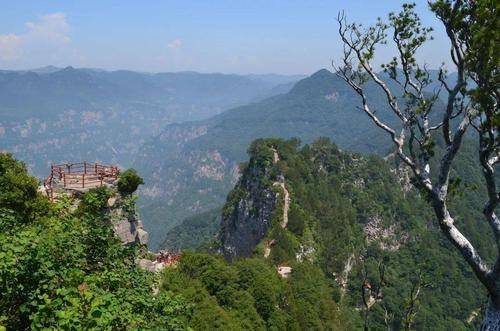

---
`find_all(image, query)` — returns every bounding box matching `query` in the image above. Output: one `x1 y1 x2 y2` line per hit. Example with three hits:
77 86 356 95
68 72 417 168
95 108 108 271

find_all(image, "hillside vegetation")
0 153 352 329
1 131 495 329
0 154 189 329
216 138 494 330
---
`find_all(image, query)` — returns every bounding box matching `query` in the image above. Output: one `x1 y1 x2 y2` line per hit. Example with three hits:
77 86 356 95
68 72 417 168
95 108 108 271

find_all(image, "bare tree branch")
335 3 500 310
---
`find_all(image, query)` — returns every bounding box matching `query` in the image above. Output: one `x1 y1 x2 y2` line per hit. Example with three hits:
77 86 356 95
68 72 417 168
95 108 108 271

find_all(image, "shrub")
117 169 144 195
79 186 112 214
0 153 51 231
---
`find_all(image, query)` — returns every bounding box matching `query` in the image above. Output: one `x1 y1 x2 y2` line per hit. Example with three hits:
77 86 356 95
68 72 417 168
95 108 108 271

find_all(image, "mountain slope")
218 138 492 330
162 208 222 252
136 69 408 249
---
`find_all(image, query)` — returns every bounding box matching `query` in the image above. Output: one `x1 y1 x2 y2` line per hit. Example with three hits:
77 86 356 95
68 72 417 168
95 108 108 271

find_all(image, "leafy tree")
0 153 50 231
334 1 499 327
117 168 144 195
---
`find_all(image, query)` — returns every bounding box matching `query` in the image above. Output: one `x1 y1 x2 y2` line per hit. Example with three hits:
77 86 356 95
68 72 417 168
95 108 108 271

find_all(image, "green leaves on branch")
117 168 144 195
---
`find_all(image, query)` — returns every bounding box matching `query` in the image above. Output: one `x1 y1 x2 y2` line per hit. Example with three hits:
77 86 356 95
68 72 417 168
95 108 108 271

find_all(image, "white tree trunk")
481 299 500 331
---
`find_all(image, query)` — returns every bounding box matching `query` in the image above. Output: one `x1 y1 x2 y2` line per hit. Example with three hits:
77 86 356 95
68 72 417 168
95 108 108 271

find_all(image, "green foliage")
431 0 499 118
162 208 221 251
220 137 489 330
161 253 353 330
287 263 353 330
122 194 139 219
78 186 112 214
287 204 307 236
0 153 51 231
117 168 144 195
0 158 189 330
269 228 298 265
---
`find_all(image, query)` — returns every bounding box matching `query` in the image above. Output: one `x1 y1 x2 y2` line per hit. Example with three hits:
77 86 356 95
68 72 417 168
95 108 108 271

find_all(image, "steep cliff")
220 143 282 260
48 181 149 247
108 194 149 246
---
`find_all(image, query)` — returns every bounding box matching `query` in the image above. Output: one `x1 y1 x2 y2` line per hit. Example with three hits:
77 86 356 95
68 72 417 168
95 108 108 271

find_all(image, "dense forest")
218 137 494 330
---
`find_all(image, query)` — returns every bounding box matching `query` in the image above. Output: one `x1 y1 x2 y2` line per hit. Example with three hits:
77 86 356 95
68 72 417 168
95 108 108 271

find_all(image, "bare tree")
334 1 499 329
403 273 427 330
361 260 386 331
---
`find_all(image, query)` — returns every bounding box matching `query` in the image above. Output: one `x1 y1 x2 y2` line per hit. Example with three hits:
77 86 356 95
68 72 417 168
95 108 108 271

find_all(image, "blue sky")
0 1 451 74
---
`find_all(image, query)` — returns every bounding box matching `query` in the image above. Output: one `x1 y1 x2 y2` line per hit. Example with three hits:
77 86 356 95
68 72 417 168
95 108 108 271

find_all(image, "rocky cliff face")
48 183 149 247
107 194 149 246
219 146 279 260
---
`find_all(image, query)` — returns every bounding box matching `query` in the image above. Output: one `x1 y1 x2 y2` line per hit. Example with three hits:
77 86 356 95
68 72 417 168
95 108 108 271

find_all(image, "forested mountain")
136 69 413 249
0 67 297 177
1 0 496 327
215 138 494 329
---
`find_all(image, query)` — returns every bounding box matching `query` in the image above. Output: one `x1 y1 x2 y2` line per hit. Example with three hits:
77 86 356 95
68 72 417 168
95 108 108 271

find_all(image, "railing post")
84 161 87 174
63 174 66 187
82 173 85 188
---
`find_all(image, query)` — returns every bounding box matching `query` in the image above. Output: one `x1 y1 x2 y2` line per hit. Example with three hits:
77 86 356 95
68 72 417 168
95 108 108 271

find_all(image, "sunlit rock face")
219 161 279 261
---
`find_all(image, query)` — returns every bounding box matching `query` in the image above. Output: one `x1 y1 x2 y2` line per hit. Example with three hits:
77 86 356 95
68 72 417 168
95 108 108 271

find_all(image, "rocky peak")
219 142 283 261
219 138 415 278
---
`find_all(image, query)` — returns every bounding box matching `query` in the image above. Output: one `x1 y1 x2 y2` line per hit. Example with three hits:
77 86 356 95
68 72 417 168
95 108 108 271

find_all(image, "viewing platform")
44 162 119 200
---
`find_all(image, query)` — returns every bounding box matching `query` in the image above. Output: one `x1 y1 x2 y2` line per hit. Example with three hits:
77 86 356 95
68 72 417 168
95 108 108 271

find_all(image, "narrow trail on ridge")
264 148 291 259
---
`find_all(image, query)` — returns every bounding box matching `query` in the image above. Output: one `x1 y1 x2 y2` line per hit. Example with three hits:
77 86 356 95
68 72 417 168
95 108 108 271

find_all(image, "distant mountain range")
0 66 301 176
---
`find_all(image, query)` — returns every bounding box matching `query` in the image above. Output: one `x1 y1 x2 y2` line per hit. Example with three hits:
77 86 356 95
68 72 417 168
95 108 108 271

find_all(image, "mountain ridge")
0 67 298 178
136 68 407 249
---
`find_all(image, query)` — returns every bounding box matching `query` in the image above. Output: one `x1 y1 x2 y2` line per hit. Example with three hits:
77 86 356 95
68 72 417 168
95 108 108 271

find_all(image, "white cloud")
167 38 182 50
0 34 22 60
0 12 76 67
24 12 71 45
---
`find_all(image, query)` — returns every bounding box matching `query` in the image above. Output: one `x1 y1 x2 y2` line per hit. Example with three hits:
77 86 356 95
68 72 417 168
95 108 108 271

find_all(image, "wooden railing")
44 162 119 200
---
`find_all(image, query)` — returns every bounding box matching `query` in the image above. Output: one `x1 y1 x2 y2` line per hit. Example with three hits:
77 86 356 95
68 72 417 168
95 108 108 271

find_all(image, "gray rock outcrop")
220 147 281 261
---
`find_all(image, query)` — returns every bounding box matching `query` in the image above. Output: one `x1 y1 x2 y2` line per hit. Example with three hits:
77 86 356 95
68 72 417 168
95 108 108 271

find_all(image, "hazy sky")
0 0 452 75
